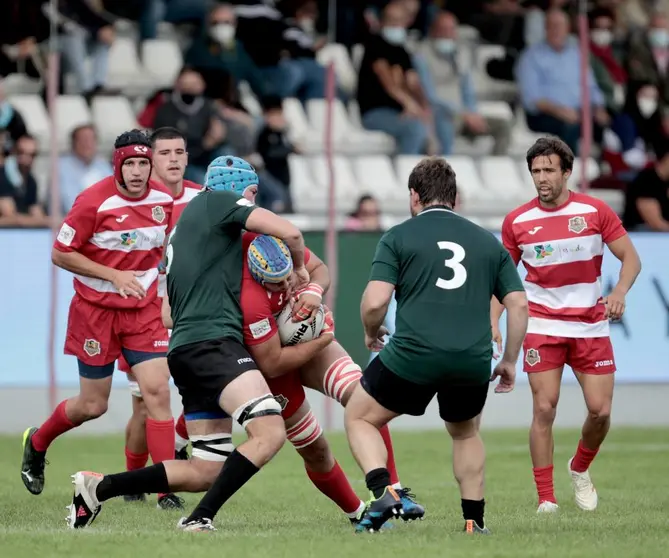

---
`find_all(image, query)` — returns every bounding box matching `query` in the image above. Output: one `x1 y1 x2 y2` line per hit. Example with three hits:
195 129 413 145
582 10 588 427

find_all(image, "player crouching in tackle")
344 157 529 533
240 233 424 524
21 130 178 504
66 156 309 531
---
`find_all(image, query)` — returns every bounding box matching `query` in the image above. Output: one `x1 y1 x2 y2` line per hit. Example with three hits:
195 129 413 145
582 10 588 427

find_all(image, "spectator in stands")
0 79 28 153
626 12 669 154
415 11 512 155
0 134 49 227
255 95 294 213
0 0 49 79
517 9 609 154
59 124 113 213
345 195 382 231
49 0 117 101
623 147 669 231
184 3 269 100
153 67 227 184
357 1 429 155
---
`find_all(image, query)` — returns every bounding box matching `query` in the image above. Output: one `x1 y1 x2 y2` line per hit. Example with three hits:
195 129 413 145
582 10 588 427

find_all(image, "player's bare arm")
361 280 394 351
292 251 330 322
603 235 642 320
245 208 307 285
490 296 505 356
248 330 333 379
161 292 173 329
51 248 147 299
491 291 528 394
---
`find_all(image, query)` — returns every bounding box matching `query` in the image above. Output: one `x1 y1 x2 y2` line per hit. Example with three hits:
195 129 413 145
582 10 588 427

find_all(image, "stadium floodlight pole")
47 0 62 413
323 61 337 431
577 0 592 192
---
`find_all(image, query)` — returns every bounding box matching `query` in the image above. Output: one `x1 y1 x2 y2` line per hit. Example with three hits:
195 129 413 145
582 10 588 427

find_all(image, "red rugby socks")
571 439 599 473
174 413 189 450
306 461 363 515
379 425 400 485
533 465 557 504
31 400 77 452
125 448 149 471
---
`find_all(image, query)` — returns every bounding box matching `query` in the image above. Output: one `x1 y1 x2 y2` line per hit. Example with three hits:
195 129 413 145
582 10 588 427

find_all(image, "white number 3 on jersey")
436 241 467 290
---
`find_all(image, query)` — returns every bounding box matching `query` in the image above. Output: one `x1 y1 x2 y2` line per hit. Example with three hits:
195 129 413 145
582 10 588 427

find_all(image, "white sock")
346 500 366 519
392 482 402 490
175 434 189 452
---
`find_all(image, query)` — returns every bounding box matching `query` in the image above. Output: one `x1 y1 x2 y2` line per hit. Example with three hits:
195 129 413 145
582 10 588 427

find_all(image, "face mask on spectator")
638 97 658 118
649 28 669 48
179 92 199 105
382 26 407 46
210 23 236 44
591 29 612 47
434 38 456 55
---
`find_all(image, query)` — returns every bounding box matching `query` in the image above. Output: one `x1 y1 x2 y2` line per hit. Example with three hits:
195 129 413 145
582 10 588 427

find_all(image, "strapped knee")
128 381 143 399
191 433 234 462
233 394 282 429
323 357 362 402
286 410 323 449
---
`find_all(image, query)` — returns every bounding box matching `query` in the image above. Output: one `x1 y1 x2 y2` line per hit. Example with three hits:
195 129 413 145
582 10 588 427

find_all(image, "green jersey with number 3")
165 189 256 352
370 206 524 385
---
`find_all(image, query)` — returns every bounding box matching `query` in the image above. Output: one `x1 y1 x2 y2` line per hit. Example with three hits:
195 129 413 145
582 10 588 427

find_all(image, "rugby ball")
277 304 326 346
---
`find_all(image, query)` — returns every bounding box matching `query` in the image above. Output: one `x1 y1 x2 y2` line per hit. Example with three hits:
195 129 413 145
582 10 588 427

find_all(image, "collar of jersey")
419 205 453 215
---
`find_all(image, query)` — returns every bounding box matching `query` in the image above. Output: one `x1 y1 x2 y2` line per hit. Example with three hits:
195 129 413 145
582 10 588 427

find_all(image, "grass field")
1 428 668 558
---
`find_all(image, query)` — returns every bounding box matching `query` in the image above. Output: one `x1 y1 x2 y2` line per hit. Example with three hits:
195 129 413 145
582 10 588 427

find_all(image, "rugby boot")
175 446 189 461
397 487 425 522
464 519 491 534
158 493 185 510
21 427 47 495
123 493 146 503
177 517 216 532
568 457 598 511
355 486 403 533
66 471 103 529
537 501 559 513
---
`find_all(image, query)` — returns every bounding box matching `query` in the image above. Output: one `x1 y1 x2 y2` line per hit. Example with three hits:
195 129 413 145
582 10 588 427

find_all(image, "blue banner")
0 230 666 386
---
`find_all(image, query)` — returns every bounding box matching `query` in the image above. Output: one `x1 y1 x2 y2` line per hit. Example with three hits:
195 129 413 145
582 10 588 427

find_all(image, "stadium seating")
91 97 140 152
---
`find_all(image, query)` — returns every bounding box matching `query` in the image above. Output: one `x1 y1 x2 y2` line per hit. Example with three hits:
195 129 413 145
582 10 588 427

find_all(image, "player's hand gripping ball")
277 304 327 346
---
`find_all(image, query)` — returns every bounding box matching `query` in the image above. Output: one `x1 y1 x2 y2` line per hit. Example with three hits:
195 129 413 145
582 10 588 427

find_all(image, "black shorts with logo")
361 356 489 423
168 337 258 417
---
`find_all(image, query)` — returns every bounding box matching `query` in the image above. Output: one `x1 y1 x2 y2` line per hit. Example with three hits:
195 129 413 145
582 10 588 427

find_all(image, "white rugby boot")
66 471 103 528
177 517 216 532
568 457 598 511
537 501 559 513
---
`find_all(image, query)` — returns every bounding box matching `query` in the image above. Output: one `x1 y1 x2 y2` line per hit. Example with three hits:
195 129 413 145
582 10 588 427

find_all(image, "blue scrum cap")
204 155 259 195
247 235 293 284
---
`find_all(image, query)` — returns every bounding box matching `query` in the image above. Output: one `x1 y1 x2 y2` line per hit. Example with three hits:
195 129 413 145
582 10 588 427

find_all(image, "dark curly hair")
114 129 151 150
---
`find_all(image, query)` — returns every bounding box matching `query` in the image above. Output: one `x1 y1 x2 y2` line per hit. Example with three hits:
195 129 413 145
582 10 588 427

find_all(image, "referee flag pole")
46 0 62 412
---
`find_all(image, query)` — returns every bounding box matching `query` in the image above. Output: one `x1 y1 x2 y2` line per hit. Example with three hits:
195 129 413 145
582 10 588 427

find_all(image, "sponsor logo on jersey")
116 214 129 223
568 216 587 234
152 206 166 223
595 359 613 368
236 198 254 207
249 318 272 339
120 232 138 246
274 394 288 410
534 244 554 260
153 340 169 347
57 223 76 246
525 348 540 366
237 357 254 365
528 226 543 235
83 339 101 357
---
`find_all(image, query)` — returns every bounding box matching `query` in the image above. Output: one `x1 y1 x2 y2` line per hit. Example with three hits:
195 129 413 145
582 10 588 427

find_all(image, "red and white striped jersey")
54 176 174 309
502 191 626 338
171 180 202 225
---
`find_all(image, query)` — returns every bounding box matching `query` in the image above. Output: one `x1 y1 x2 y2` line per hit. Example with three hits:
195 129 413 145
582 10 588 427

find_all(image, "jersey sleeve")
501 215 522 265
597 200 627 244
241 279 279 346
369 231 399 285
304 247 312 266
206 190 256 229
494 247 525 302
53 192 96 253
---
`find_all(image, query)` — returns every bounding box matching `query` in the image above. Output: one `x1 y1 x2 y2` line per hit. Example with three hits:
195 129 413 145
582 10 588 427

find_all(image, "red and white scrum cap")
113 144 153 186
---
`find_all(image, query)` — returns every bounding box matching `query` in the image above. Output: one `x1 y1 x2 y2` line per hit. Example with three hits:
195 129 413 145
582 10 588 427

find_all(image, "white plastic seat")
309 155 358 213
588 188 624 214
56 96 92 150
351 156 406 213
141 39 183 87
6 95 50 149
316 43 357 94
107 37 144 91
287 155 321 213
91 97 139 152
447 155 488 202
571 157 601 188
479 156 529 201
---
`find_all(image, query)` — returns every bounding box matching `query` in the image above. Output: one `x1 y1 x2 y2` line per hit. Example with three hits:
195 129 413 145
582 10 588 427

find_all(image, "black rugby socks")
96 463 169 502
365 467 392 499
461 498 485 528
186 449 259 522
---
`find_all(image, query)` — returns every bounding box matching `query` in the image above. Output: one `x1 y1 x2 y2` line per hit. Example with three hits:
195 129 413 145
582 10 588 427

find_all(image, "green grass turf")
1 428 668 558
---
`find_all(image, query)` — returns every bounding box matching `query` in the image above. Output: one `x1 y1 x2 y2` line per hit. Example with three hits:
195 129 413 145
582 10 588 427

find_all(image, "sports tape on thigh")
232 394 282 429
190 433 234 462
286 410 323 449
323 357 362 403
128 381 143 398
